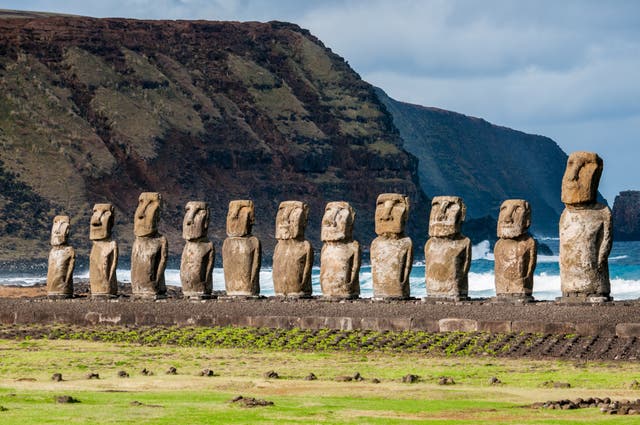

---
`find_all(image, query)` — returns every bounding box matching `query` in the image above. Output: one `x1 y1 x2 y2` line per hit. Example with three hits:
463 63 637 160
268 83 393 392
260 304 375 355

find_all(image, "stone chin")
134 223 156 238
321 228 346 242
50 235 67 246
429 223 459 238
89 228 109 241
275 226 294 240
497 225 525 239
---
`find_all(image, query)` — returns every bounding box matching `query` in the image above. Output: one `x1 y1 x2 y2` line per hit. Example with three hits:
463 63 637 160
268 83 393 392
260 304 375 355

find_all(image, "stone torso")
131 235 167 296
320 241 360 298
494 236 536 296
371 236 413 298
89 240 118 295
46 245 75 296
222 236 261 296
424 236 471 298
559 204 612 296
180 241 214 296
272 239 313 297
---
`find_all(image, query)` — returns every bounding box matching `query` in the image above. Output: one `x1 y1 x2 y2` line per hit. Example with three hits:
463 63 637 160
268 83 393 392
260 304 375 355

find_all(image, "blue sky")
3 0 639 203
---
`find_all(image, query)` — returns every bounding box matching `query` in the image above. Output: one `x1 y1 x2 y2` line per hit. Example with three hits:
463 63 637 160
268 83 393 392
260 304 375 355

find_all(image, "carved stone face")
182 201 209 241
497 199 531 239
561 151 603 205
90 203 114 241
321 201 355 242
374 193 409 236
429 196 466 237
51 215 70 246
134 192 161 237
275 200 308 240
226 200 254 237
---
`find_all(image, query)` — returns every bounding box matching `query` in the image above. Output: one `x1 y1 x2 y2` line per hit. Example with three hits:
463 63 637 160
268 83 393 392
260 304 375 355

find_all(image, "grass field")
1 329 640 424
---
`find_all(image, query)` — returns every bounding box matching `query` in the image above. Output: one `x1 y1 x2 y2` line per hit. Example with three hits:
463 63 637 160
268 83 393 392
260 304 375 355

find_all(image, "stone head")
497 199 531 239
182 201 209 241
275 200 309 240
90 203 114 241
561 151 603 205
374 193 409 236
134 192 162 237
429 196 466 237
51 215 70 246
226 200 255 237
321 201 355 242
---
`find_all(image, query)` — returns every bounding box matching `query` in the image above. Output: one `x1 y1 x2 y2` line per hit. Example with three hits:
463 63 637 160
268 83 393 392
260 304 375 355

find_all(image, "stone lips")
429 196 465 238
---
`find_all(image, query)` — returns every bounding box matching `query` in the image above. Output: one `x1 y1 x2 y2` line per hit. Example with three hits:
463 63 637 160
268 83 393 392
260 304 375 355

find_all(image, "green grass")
0 334 640 424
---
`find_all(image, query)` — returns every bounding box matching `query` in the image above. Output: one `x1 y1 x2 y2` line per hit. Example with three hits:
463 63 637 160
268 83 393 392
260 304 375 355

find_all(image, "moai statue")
272 200 314 297
180 201 214 299
131 192 168 299
89 203 118 298
222 200 261 297
371 194 413 299
46 215 75 298
424 196 471 301
320 201 361 299
494 199 537 302
559 151 612 302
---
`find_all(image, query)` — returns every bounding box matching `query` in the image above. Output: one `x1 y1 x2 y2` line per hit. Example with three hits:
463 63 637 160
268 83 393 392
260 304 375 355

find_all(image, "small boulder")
200 369 214 377
263 370 279 379
85 373 99 380
488 376 501 385
230 395 273 408
402 374 419 383
304 373 317 381
166 367 177 375
371 378 381 384
140 368 154 376
353 372 364 382
438 376 455 385
117 371 129 378
335 375 353 382
553 382 571 389
55 395 79 404
51 373 63 382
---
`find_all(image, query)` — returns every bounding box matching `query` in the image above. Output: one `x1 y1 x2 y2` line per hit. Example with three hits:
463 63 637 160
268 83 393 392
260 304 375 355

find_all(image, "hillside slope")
0 15 429 264
376 88 568 237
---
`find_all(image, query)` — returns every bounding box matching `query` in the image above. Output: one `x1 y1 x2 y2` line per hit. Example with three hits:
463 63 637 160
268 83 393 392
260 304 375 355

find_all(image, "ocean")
2 239 640 300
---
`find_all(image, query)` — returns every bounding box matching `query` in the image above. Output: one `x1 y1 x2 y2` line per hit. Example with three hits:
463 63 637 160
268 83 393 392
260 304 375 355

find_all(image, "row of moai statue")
46 151 612 302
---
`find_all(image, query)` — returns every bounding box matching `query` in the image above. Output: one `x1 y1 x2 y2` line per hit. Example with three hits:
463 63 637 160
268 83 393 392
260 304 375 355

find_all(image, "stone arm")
157 236 168 283
205 242 215 286
463 238 471 276
350 241 361 285
66 248 76 284
598 209 613 269
402 239 413 287
527 238 537 280
109 242 119 283
303 241 314 289
250 237 262 287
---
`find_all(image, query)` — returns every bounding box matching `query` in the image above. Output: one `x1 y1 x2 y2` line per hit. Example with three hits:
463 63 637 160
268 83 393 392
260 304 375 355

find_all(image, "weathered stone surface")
89 203 118 297
371 194 413 299
320 201 361 299
223 200 261 296
559 152 611 300
46 215 75 298
180 201 214 299
272 201 313 297
425 196 471 300
494 199 537 299
131 193 167 298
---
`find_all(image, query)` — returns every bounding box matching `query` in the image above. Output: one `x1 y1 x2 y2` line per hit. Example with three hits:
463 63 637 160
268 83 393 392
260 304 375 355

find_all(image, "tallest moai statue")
559 151 612 302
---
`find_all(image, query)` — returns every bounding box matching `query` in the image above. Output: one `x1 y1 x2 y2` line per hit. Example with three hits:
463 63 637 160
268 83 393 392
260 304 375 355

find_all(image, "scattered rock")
553 382 571 389
140 368 154 376
117 371 129 378
263 370 279 379
438 376 455 385
630 380 640 389
534 397 640 415
16 378 36 382
488 376 501 385
51 373 63 382
85 373 100 380
55 395 79 404
402 374 419 383
304 373 317 381
0 405 7 411
230 395 274 408
335 375 353 382
166 367 177 375
200 369 214 377
371 378 381 384
353 372 364 382
130 400 163 408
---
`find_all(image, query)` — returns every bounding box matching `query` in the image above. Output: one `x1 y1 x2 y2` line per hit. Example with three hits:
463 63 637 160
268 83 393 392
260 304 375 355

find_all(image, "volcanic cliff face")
0 15 429 264
612 191 640 241
376 88 570 237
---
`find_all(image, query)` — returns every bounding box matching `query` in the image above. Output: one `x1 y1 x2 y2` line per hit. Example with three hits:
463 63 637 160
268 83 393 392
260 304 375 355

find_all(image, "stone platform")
2 297 640 337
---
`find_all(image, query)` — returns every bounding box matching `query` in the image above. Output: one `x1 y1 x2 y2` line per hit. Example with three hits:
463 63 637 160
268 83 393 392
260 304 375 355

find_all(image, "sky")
4 0 639 203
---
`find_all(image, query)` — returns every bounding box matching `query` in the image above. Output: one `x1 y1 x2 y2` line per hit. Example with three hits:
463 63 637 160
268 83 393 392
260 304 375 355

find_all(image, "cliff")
375 89 569 237
0 14 429 264
612 191 640 241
